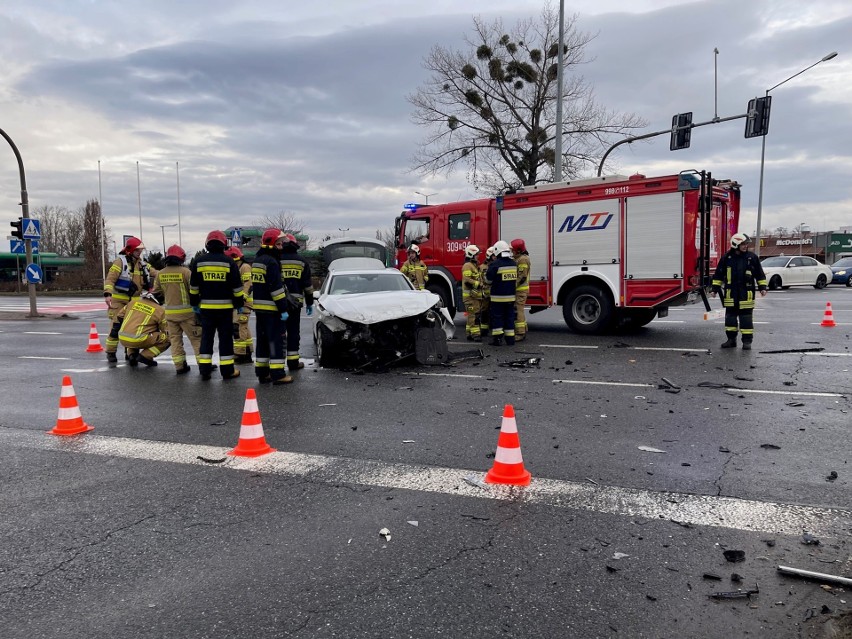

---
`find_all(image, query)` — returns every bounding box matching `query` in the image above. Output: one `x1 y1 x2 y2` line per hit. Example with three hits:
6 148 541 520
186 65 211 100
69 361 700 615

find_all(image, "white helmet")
730 233 751 249
485 246 496 259
464 244 480 259
493 240 511 256
408 244 420 255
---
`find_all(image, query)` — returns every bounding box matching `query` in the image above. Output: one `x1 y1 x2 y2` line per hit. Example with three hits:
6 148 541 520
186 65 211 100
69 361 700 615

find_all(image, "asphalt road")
0 288 850 639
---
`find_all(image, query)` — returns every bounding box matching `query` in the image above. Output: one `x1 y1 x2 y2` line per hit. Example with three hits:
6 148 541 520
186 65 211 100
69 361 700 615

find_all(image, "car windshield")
831 257 852 268
761 257 791 267
328 272 413 294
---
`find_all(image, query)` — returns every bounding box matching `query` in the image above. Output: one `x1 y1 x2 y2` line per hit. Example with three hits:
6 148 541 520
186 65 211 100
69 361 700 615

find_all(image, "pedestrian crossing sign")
22 218 41 240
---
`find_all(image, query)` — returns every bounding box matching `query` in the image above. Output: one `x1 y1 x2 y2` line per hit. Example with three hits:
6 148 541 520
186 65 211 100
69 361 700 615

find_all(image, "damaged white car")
312 258 455 370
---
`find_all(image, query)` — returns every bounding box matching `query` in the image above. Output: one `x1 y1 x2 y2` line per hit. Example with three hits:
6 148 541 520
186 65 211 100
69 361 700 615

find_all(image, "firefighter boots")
288 361 305 371
128 353 139 366
720 337 737 349
138 355 158 367
742 341 753 351
222 369 241 380
272 374 294 386
490 335 503 346
106 352 118 363
235 351 253 365
176 363 191 375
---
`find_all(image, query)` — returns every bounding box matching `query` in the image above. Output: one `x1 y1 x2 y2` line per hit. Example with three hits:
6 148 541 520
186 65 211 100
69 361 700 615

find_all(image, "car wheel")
425 282 456 319
768 275 782 291
814 274 827 289
562 284 614 334
317 325 338 367
847 275 852 288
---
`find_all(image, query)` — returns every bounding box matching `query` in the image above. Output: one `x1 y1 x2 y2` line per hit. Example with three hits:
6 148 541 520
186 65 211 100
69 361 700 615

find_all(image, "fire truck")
394 171 740 333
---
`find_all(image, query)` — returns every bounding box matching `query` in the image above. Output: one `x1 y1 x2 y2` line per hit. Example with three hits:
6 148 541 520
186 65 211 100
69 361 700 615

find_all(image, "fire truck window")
404 219 429 247
448 213 471 240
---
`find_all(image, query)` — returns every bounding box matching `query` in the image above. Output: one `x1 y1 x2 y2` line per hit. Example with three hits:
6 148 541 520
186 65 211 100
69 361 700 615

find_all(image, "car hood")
318 290 442 325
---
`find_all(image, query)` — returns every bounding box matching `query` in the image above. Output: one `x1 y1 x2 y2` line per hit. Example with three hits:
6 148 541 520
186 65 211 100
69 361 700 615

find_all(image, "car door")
799 257 819 285
788 257 807 285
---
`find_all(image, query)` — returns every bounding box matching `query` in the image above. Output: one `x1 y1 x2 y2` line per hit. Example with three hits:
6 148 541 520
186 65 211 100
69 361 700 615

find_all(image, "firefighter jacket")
279 249 314 307
515 252 531 293
486 256 518 303
712 249 767 309
152 265 195 321
400 257 428 290
189 251 245 311
238 262 253 310
480 260 492 301
118 297 168 345
462 258 483 299
250 249 290 314
104 255 154 303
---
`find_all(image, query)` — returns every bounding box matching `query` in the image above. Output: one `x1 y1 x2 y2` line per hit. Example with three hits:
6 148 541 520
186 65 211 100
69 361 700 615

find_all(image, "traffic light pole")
0 126 38 317
596 112 747 177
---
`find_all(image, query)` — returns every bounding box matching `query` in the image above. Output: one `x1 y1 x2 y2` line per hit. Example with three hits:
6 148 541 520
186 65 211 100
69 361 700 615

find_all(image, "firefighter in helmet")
511 238 531 341
462 244 484 341
711 232 768 350
152 244 202 374
251 229 293 385
479 246 496 336
279 233 314 371
189 230 246 380
400 244 428 290
225 246 254 365
117 292 170 367
103 236 155 364
485 241 518 346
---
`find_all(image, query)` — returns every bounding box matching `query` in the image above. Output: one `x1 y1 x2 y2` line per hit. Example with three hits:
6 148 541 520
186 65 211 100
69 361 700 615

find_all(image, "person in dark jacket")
279 233 315 371
711 232 768 350
485 240 518 346
251 229 293 385
189 230 246 380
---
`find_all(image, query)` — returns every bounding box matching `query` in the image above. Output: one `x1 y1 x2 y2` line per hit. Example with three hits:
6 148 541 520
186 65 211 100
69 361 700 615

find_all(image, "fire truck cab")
394 171 740 334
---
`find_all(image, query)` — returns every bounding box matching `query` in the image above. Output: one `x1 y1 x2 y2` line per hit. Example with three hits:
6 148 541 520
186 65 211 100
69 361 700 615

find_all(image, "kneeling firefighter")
118 292 170 367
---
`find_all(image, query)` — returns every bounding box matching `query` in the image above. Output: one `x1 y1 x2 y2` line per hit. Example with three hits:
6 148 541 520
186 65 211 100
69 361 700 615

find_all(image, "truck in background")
394 171 740 333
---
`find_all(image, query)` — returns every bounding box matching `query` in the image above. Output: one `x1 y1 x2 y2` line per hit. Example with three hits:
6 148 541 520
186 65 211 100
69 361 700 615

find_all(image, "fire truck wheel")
563 284 614 334
426 282 456 318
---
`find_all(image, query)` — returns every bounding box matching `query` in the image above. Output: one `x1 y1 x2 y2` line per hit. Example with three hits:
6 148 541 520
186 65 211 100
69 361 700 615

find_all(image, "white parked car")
312 257 454 369
760 255 833 290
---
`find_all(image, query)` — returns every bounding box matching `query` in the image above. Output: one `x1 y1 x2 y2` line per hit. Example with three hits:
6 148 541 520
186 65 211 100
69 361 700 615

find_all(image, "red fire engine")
394 171 740 333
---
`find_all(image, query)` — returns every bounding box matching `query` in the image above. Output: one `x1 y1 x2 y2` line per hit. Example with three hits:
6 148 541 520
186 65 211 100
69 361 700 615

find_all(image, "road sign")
25 263 44 284
10 239 39 254
22 218 41 240
231 228 242 246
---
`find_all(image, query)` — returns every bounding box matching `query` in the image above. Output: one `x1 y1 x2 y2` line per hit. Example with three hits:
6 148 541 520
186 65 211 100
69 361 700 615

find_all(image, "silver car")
760 255 833 290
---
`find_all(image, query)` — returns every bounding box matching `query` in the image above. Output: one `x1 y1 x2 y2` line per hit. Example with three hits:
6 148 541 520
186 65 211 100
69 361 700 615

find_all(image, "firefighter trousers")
514 290 529 338
285 309 303 369
489 301 516 343
199 309 236 378
254 311 287 381
464 297 483 338
119 332 170 361
724 306 754 342
233 308 253 355
106 298 132 354
167 316 202 368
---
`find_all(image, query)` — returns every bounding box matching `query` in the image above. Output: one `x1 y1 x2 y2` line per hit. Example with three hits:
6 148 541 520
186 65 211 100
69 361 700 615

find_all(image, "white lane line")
19 356 69 360
805 352 852 357
728 388 843 398
553 379 655 388
24 331 63 335
400 372 483 379
652 320 684 323
632 347 710 352
3 428 848 539
810 323 852 326
540 344 599 349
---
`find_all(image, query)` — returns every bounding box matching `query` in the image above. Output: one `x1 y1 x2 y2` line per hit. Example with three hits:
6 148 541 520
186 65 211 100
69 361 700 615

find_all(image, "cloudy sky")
0 0 849 255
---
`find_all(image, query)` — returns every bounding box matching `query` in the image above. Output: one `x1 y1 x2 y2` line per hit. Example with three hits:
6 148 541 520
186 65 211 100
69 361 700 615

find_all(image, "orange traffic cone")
227 389 276 457
85 322 104 352
484 404 531 486
49 376 94 436
821 302 837 328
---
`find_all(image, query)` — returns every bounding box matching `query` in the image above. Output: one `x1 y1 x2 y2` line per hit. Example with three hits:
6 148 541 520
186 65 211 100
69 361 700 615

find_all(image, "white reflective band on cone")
244 398 259 413
500 418 518 434
61 386 75 397
495 446 524 465
239 424 264 439
58 407 82 420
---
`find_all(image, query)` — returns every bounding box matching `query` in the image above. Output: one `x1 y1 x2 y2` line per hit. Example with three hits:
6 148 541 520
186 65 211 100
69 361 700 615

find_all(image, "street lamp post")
159 223 178 252
414 191 437 205
754 51 837 257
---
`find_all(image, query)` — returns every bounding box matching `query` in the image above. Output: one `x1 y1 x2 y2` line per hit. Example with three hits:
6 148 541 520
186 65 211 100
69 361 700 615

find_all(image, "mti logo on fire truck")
557 212 613 233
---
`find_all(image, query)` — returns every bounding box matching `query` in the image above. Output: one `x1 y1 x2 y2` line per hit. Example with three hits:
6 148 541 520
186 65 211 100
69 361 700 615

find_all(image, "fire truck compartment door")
552 198 620 266
499 205 548 281
624 192 684 279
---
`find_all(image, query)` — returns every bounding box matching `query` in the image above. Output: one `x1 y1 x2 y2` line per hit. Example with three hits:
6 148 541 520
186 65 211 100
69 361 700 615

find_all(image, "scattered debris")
638 446 666 453
459 513 490 521
760 443 781 450
826 471 838 482
402 440 415 444
777 565 852 586
605 565 619 573
719 447 731 453
407 521 419 527
763 539 776 548
703 573 723 581
448 348 485 365
698 381 729 389
209 419 228 426
731 573 743 582
318 403 337 407
634 395 646 400
734 375 754 382
196 456 227 464
394 386 414 391
660 377 680 389
786 401 805 407
612 552 630 560
723 550 746 563
378 527 391 541
709 584 759 600
463 475 488 490
759 347 825 354
499 357 542 368
801 533 821 546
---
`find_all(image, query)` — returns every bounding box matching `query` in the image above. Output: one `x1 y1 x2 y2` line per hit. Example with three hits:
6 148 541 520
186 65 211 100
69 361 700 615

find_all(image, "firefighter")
511 238 531 341
479 246 496 336
152 244 202 374
462 244 483 341
711 232 768 350
117 292 170 367
279 233 314 371
485 240 518 346
251 229 293 385
103 236 155 364
189 230 246 380
400 244 428 290
225 247 254 364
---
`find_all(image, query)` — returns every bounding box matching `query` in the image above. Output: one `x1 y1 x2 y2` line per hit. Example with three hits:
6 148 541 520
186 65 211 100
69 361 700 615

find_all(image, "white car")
760 255 833 290
312 257 454 369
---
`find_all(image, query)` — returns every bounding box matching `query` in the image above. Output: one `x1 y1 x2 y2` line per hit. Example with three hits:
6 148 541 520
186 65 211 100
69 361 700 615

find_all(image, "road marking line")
652 320 684 323
540 344 599 349
400 372 483 378
632 347 710 352
24 331 63 335
20 356 69 360
805 352 852 357
728 388 843 398
810 323 852 326
3 428 848 539
553 379 655 388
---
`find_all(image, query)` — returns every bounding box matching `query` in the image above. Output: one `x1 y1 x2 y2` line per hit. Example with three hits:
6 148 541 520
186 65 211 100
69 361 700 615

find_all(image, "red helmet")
205 230 227 249
283 233 299 248
510 238 527 253
225 247 244 261
120 236 145 255
261 228 284 247
165 244 186 261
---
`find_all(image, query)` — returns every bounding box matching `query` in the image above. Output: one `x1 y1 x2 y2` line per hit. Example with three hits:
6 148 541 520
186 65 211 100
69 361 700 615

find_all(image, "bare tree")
253 210 307 236
408 6 647 193
375 228 397 259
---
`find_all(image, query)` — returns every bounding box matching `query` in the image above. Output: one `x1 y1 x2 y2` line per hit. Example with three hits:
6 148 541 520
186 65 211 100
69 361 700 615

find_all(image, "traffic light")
10 217 22 240
745 96 772 138
670 112 693 151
